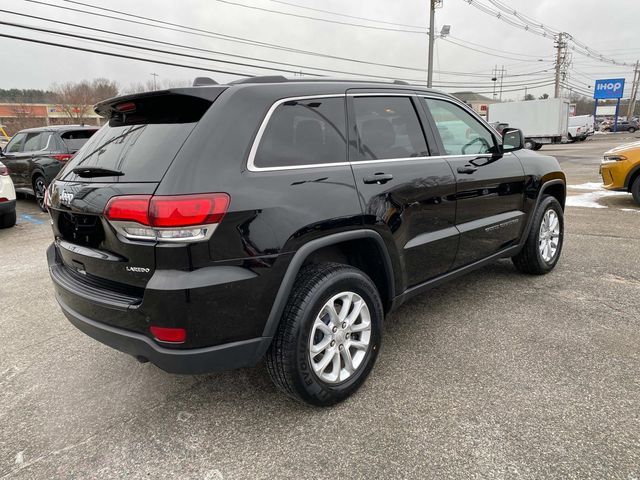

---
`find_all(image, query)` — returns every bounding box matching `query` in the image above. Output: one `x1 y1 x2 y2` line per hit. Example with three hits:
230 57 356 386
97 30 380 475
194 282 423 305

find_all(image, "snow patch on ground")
568 182 605 191
566 182 630 209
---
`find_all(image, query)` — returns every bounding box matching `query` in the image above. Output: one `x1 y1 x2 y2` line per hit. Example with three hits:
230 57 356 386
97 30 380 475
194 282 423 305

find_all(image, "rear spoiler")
94 87 227 118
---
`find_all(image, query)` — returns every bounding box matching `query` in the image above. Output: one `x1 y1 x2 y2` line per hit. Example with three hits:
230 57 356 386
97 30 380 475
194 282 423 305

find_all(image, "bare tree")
51 79 119 123
122 78 191 95
7 99 41 132
91 78 118 103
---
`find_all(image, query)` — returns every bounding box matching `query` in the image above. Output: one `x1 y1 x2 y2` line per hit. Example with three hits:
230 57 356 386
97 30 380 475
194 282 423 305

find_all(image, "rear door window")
352 96 429 161
22 132 44 153
253 97 347 169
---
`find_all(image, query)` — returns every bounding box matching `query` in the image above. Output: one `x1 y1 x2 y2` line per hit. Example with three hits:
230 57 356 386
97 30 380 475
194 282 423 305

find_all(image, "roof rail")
229 75 288 85
393 80 410 85
193 77 218 87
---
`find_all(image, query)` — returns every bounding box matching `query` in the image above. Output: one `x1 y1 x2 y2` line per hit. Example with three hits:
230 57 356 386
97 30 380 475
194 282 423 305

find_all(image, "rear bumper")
56 293 271 374
47 242 280 373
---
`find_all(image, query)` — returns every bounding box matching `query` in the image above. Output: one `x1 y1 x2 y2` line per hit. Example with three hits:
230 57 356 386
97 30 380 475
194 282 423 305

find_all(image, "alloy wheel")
308 291 372 384
34 177 47 210
538 208 560 263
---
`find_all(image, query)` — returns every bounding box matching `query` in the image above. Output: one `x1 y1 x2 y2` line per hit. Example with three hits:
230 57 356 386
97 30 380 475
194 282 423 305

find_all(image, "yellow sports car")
601 141 640 205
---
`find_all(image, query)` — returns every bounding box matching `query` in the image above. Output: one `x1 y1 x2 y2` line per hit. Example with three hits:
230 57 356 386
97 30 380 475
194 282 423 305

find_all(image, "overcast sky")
1 0 639 100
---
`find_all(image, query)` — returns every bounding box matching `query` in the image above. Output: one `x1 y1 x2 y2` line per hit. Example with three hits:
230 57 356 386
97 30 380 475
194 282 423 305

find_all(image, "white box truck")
487 98 570 150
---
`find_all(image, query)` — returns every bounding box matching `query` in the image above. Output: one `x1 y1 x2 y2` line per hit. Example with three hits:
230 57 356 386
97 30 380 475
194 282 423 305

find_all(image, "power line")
0 7 379 76
0 31 255 77
21 0 430 73
214 0 426 34
461 0 632 66
446 35 548 59
0 11 431 80
441 37 549 62
269 0 425 29
0 19 324 76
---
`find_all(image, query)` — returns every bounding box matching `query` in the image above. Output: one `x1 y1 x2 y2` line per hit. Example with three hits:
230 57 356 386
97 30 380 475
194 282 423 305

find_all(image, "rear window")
61 94 214 183
60 130 98 153
254 97 347 168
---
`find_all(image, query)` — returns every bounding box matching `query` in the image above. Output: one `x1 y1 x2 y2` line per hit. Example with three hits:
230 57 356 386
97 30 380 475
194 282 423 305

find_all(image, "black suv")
0 125 98 210
46 78 566 406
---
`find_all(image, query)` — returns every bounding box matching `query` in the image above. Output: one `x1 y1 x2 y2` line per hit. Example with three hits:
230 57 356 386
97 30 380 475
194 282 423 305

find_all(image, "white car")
0 160 16 228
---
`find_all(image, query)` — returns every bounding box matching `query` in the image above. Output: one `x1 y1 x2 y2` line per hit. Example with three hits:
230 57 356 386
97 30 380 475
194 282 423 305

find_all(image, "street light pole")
427 0 436 88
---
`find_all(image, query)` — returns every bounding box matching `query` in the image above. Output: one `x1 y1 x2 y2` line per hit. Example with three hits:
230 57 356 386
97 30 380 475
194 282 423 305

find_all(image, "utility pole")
427 0 435 87
626 60 640 119
498 65 506 101
554 32 567 98
427 0 443 88
150 72 159 90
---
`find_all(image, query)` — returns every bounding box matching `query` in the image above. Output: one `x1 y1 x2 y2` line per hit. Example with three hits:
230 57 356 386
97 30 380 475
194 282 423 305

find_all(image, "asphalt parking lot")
1 134 639 479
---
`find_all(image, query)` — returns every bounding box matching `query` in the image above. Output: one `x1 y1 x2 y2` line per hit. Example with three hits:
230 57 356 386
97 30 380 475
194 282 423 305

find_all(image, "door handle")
457 166 478 174
363 173 393 185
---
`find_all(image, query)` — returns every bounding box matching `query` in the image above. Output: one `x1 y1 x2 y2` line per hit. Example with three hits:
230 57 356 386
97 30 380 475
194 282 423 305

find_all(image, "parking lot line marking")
19 214 44 225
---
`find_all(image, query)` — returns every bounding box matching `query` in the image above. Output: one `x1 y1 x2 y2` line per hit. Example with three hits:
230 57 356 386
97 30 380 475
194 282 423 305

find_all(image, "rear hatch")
48 88 225 290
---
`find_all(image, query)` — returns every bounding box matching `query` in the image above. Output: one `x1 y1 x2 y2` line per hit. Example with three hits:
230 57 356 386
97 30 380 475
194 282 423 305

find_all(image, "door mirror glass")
502 128 524 152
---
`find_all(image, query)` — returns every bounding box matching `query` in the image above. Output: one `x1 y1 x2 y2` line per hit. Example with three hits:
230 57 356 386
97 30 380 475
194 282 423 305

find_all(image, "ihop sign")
594 78 625 99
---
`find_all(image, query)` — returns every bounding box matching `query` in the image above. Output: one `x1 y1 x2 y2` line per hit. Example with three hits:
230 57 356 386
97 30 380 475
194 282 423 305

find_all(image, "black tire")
33 175 47 212
629 127 637 133
524 139 535 150
0 209 16 228
533 143 543 151
266 262 383 406
631 176 640 205
512 196 564 275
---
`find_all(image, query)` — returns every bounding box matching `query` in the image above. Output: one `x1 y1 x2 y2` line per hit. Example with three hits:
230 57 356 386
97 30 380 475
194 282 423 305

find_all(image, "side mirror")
502 128 524 152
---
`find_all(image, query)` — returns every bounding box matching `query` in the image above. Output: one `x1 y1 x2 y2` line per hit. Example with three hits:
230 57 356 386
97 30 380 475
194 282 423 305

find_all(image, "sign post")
594 78 625 132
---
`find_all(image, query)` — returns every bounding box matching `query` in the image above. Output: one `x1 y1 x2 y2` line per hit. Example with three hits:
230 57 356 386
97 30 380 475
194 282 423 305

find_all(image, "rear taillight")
104 193 230 242
0 164 8 176
51 154 73 162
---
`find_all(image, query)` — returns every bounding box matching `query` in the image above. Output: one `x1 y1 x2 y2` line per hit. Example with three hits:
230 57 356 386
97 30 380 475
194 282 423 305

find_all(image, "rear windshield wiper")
72 167 124 178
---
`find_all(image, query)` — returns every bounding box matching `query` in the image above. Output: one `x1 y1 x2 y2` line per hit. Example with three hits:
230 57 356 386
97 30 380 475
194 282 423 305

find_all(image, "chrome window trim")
246 92 510 173
246 94 347 173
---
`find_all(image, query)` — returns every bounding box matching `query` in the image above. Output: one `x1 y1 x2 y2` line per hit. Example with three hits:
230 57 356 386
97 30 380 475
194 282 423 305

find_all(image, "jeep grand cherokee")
47 77 566 406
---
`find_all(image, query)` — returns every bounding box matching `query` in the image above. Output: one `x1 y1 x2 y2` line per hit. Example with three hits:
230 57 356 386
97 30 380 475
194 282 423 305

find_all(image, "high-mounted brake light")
115 102 137 113
104 193 230 242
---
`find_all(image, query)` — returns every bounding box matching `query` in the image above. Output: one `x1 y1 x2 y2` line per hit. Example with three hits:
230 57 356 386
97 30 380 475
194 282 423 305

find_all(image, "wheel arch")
624 164 640 191
30 168 46 186
541 180 566 210
261 230 395 340
518 179 565 251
